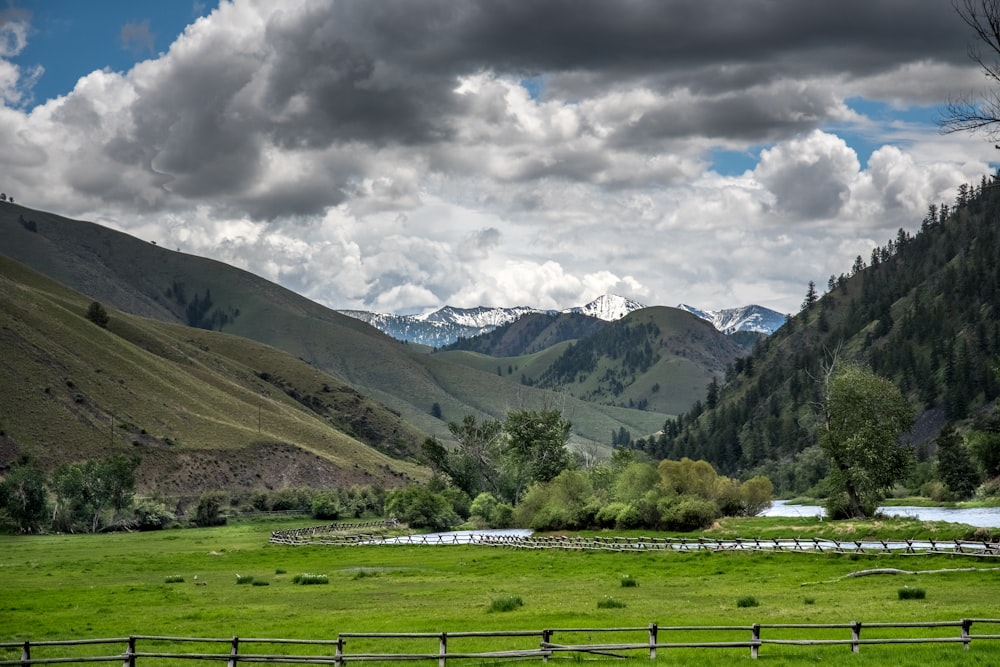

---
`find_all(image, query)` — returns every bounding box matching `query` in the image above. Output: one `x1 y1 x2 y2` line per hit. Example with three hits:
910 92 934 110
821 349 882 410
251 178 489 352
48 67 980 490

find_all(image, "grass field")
2 517 1000 665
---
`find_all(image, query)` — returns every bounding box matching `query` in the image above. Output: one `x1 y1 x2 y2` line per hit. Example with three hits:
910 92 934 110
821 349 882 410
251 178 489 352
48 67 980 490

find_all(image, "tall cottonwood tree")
820 363 913 518
424 410 572 504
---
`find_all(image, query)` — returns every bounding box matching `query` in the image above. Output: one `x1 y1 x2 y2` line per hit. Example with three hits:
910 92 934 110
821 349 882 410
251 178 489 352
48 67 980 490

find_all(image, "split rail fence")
269 527 1000 558
4 620 1000 665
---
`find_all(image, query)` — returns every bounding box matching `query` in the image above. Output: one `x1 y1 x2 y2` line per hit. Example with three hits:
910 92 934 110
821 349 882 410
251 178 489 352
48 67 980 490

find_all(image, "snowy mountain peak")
677 303 786 335
415 304 540 328
338 297 783 347
562 294 646 321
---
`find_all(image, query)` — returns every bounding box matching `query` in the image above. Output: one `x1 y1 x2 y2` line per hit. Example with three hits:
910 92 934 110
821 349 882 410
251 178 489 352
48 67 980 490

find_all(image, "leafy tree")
503 408 572 500
612 462 660 504
658 458 718 498
514 469 594 530
446 415 504 498
385 485 459 531
966 429 1000 479
469 492 514 528
936 423 980 499
52 455 137 532
0 462 49 533
311 491 342 519
819 364 913 518
86 301 110 328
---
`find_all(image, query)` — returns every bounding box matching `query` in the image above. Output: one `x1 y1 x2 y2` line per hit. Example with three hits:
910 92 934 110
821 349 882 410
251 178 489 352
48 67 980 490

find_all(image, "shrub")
488 595 524 613
164 575 184 584
194 491 228 527
620 574 639 588
292 573 329 585
385 486 460 531
660 496 718 531
736 595 760 608
804 597 815 605
86 301 110 328
311 492 342 520
469 492 514 528
235 574 254 585
897 587 926 600
134 498 176 531
275 569 287 575
252 580 270 587
597 597 627 609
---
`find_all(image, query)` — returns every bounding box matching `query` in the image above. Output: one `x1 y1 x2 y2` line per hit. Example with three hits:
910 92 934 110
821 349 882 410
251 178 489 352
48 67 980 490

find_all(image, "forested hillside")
439 312 609 357
632 175 1000 493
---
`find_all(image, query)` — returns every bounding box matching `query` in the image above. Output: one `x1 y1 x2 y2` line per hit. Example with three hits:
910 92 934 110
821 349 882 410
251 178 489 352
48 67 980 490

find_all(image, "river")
763 499 1000 527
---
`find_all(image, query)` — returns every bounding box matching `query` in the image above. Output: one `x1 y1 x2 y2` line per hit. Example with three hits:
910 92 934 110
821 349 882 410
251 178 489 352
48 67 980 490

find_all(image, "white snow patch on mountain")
677 304 786 335
339 296 784 346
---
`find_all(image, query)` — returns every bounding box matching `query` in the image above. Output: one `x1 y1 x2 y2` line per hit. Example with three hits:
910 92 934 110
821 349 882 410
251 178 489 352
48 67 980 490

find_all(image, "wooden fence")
269 528 1000 558
4 620 1000 665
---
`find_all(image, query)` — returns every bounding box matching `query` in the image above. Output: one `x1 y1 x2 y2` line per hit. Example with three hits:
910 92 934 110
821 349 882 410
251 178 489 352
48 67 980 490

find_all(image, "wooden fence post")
122 636 136 667
648 623 657 659
20 640 29 667
439 632 447 667
962 619 972 650
228 636 239 667
751 624 760 659
335 637 344 667
541 629 551 663
851 622 861 654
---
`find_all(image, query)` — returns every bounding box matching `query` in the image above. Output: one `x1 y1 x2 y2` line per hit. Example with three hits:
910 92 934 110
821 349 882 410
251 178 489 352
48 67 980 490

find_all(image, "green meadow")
2 519 1000 666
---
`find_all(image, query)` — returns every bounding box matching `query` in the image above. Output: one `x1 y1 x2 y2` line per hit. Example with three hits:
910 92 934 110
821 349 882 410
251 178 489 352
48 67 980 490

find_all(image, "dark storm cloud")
333 0 967 83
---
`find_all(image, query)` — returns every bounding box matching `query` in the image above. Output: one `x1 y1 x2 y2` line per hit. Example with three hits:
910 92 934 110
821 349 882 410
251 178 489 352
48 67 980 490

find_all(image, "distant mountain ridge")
676 304 788 336
340 296 783 346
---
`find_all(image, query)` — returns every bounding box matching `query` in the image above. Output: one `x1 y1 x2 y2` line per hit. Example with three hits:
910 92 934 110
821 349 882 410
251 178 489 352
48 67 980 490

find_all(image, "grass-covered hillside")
0 204 670 459
0 254 427 494
438 307 744 418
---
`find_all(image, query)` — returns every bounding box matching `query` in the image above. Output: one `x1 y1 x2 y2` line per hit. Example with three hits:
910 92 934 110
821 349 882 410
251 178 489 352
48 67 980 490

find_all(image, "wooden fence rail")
3 619 999 665
269 528 1000 558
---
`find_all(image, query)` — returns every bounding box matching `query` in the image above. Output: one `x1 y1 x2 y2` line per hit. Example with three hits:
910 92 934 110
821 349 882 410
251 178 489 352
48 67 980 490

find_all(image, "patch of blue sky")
846 96 942 125
520 76 544 100
15 1 211 105
708 147 760 176
822 97 947 167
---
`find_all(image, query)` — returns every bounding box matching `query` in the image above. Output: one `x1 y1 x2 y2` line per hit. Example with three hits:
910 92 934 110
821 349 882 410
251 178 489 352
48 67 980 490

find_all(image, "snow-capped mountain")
561 294 645 321
339 296 783 347
338 310 485 348
415 304 542 328
677 304 786 335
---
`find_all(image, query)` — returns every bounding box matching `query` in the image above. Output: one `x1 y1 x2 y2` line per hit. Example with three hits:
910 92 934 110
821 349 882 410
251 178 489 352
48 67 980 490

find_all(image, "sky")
1 1 998 316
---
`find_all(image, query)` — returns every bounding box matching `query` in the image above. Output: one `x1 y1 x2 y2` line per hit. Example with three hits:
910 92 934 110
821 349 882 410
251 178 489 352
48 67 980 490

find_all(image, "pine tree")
935 423 979 500
801 281 818 311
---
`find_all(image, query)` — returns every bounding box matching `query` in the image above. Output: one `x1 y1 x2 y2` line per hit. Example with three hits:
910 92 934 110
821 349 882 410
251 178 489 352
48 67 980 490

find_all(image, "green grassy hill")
439 312 609 356
0 254 427 495
439 307 744 416
0 205 673 465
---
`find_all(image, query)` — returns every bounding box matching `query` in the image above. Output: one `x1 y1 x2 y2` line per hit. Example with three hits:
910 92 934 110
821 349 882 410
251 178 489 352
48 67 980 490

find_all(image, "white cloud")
0 0 993 316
